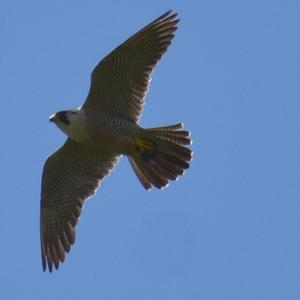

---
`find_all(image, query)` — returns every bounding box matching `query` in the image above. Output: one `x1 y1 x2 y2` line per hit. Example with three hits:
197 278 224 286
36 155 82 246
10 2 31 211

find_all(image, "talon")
133 137 153 152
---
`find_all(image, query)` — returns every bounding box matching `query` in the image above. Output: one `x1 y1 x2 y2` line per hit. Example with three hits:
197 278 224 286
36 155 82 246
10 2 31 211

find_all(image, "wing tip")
152 10 179 26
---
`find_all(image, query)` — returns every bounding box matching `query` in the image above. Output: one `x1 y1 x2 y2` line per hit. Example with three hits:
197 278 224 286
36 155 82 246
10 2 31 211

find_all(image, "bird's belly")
90 133 135 154
85 112 141 153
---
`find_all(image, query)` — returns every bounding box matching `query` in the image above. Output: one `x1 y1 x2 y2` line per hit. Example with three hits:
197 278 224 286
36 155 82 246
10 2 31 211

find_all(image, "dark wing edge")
83 10 179 123
40 139 119 272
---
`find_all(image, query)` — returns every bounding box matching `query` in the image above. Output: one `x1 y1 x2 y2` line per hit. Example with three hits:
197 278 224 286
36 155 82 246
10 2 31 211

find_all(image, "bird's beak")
49 114 57 123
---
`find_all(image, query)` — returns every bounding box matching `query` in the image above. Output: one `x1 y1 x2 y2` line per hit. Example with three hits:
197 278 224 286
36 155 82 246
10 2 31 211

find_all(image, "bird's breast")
85 111 141 153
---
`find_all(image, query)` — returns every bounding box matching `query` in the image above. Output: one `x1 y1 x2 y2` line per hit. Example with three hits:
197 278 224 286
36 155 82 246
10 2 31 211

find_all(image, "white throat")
58 109 90 142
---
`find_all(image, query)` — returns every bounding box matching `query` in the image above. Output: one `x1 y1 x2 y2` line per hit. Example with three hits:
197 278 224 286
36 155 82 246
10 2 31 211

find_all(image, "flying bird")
40 10 192 272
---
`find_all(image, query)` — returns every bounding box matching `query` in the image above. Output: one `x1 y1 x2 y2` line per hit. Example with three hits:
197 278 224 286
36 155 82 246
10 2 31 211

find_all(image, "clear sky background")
1 0 299 299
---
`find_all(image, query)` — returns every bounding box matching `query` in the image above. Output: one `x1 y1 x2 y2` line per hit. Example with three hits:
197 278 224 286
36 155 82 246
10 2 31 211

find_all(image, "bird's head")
49 109 87 141
49 110 78 126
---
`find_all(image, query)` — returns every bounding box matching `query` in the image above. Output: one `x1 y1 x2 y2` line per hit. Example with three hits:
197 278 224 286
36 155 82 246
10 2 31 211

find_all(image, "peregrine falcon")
40 10 192 272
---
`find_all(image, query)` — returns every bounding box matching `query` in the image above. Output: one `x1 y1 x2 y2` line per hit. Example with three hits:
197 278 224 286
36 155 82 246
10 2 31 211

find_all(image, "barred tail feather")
129 123 192 190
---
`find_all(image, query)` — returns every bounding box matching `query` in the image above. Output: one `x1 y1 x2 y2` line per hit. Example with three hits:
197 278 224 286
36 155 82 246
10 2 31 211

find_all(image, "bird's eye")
58 111 70 125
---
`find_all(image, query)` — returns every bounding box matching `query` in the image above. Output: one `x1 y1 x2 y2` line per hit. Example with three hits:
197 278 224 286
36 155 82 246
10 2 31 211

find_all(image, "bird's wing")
82 10 179 124
40 139 119 272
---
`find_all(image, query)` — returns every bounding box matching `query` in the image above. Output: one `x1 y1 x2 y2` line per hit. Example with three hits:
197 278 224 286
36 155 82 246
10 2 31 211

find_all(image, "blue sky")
1 0 299 299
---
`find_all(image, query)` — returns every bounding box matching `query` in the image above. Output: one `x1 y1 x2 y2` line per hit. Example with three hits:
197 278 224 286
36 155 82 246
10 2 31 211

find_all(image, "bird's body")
52 109 140 150
40 10 192 272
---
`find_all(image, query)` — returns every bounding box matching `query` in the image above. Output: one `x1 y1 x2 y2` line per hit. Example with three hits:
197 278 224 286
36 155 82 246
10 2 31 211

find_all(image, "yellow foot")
133 137 153 152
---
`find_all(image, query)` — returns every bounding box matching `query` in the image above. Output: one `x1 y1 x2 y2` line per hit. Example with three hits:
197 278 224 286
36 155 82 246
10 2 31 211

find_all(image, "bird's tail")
128 123 192 190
